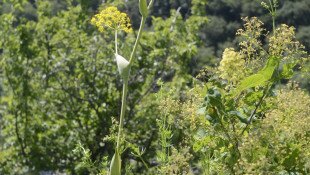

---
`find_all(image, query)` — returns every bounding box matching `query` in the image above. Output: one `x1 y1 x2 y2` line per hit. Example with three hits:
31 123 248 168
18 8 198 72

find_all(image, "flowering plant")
91 1 153 174
91 6 132 33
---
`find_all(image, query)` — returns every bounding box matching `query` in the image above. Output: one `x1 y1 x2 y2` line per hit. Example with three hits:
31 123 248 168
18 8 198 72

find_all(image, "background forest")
0 0 309 174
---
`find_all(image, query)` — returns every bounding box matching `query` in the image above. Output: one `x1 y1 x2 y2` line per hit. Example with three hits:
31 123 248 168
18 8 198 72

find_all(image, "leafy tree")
0 1 119 173
0 0 208 174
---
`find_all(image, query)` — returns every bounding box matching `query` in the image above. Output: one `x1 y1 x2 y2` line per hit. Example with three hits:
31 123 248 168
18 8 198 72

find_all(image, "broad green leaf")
109 149 121 175
232 56 279 97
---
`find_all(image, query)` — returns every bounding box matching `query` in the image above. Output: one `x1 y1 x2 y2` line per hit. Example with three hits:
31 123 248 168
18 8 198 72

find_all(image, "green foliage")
73 142 109 174
0 1 120 173
239 87 310 174
150 12 309 174
0 0 208 174
0 0 310 175
233 56 279 97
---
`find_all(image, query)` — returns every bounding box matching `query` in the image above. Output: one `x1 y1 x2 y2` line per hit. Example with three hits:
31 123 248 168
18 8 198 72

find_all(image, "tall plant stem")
129 17 146 65
268 0 276 34
115 16 147 151
148 0 154 9
115 30 118 54
116 80 128 150
240 84 271 136
272 15 275 34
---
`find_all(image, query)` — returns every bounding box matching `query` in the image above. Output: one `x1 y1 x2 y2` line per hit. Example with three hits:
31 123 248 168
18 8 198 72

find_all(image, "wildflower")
91 7 132 33
260 2 269 9
218 48 246 83
268 24 306 59
237 17 266 71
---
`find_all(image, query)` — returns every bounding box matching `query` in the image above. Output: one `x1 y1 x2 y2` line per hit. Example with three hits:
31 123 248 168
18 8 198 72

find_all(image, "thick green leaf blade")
232 74 268 97
109 149 121 175
232 56 278 97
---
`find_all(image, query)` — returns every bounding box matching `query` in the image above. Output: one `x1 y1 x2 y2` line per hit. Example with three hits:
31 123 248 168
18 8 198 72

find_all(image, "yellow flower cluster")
218 48 245 83
269 24 306 59
237 17 266 71
91 7 132 33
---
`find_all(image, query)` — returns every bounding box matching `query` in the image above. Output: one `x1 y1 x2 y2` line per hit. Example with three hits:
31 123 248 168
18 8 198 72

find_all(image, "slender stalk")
272 15 275 35
129 17 146 65
271 11 276 35
115 30 118 54
268 0 276 34
112 3 149 174
116 80 128 150
148 0 154 9
140 156 149 169
240 84 271 136
114 9 147 160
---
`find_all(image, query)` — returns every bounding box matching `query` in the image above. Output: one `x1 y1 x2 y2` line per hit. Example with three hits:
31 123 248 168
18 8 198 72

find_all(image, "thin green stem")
129 17 146 65
148 0 154 9
240 84 271 136
115 30 118 54
271 10 276 35
268 0 276 34
116 80 128 150
115 15 147 152
139 156 149 169
113 4 149 175
272 15 275 35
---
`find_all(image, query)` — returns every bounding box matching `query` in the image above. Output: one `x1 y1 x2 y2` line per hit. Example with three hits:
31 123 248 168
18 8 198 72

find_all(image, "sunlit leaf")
232 56 279 97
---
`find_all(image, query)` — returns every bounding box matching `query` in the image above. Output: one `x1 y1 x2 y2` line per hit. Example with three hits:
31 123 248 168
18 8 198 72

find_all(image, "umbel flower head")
91 6 132 33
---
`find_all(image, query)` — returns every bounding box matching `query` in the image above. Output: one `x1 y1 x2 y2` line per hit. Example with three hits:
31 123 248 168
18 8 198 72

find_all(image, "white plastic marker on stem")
115 54 130 80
